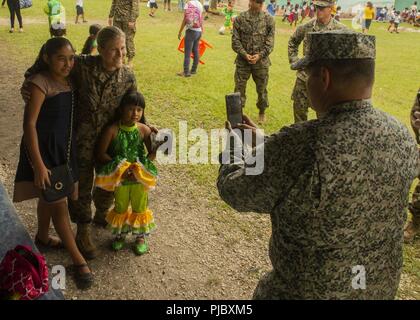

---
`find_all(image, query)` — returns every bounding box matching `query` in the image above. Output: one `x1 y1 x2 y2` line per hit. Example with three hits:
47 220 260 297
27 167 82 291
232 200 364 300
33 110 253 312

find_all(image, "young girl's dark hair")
81 24 102 55
115 91 146 124
25 37 75 78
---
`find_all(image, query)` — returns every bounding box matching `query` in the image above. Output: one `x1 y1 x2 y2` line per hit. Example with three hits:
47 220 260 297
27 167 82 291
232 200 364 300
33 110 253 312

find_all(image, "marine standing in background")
109 0 140 68
232 0 275 123
288 0 346 123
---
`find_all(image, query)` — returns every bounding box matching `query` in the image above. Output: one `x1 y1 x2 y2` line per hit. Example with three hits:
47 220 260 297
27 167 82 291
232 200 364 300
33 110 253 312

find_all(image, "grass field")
0 0 419 298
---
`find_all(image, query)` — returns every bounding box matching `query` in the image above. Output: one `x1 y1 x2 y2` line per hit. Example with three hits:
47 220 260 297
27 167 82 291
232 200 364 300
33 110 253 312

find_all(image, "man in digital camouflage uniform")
109 0 139 68
405 88 420 242
232 0 275 123
217 30 419 299
288 0 346 123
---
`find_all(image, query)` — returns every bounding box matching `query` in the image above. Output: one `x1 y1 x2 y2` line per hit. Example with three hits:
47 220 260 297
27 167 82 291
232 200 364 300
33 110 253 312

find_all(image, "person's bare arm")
96 125 117 164
23 84 51 189
138 123 155 160
178 17 187 40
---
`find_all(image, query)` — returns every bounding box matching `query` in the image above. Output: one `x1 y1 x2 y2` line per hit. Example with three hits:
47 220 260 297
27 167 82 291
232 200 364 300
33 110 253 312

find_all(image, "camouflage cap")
313 0 335 7
291 30 376 70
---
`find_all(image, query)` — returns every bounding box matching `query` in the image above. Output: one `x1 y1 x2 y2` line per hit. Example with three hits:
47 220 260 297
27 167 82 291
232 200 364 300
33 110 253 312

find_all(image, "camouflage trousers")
291 77 311 123
409 179 420 221
253 269 398 300
234 65 269 113
113 20 136 60
68 143 114 224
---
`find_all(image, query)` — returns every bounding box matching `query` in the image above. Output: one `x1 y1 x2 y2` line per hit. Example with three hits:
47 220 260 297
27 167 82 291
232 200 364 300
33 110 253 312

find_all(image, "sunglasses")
315 5 328 10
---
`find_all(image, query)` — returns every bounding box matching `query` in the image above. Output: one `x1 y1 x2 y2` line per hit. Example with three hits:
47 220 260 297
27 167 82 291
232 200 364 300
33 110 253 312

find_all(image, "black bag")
41 164 74 203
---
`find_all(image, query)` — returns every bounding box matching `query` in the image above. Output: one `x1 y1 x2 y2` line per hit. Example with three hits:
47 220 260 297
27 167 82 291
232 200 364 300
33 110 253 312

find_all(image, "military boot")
404 214 420 243
76 223 98 260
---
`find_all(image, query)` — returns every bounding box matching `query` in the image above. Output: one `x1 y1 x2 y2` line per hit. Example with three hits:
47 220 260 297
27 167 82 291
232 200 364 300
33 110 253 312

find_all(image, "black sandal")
72 264 94 290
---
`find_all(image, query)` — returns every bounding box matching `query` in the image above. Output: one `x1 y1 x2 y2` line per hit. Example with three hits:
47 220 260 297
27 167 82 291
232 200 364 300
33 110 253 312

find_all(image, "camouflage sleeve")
260 15 275 59
217 126 310 214
130 0 140 22
410 89 420 143
109 0 116 18
232 16 248 59
130 73 137 92
288 25 305 65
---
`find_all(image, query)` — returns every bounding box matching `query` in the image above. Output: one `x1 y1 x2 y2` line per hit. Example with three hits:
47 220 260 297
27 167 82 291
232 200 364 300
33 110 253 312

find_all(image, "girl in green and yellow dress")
95 91 157 255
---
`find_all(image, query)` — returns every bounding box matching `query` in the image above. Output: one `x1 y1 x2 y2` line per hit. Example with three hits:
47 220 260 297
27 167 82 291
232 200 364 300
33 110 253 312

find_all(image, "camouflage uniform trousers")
291 77 311 123
234 64 269 113
113 20 136 60
68 137 114 224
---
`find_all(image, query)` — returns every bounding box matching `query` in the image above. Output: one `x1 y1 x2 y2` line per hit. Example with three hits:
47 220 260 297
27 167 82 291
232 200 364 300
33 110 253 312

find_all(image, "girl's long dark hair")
81 24 101 55
114 91 146 124
24 37 75 78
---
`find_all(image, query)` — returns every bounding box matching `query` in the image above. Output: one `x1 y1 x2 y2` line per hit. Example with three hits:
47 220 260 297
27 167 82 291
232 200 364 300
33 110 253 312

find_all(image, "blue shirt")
267 3 277 16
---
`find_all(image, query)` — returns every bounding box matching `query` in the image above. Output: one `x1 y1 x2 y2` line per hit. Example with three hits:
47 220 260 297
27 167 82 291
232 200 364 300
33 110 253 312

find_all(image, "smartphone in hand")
226 92 243 127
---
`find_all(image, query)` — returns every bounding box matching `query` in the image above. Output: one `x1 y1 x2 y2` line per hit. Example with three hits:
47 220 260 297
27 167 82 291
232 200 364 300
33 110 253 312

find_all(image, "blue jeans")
178 0 184 11
183 29 202 75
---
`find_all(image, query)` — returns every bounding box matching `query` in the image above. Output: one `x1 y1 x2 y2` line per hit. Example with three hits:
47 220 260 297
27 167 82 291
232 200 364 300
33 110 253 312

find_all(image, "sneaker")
190 70 197 75
177 72 191 77
134 238 149 255
258 113 266 124
9 28 14 33
19 28 23 33
112 237 125 251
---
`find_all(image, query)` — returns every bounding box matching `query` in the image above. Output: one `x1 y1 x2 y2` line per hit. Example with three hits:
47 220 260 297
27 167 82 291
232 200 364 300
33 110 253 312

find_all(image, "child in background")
95 91 158 255
335 6 341 21
391 11 401 33
44 0 66 37
75 0 87 24
14 37 93 289
178 0 184 11
283 1 291 21
220 1 235 34
203 0 210 20
149 0 158 17
388 8 396 32
81 24 101 55
290 4 299 27
266 0 277 17
163 0 171 11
